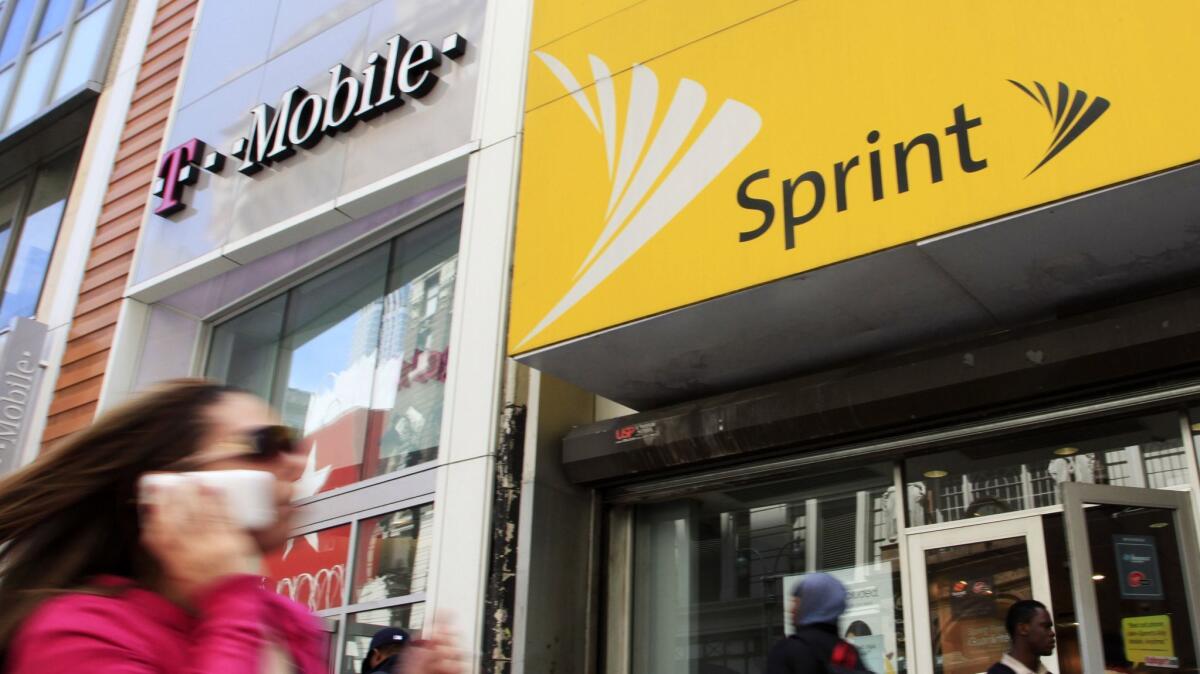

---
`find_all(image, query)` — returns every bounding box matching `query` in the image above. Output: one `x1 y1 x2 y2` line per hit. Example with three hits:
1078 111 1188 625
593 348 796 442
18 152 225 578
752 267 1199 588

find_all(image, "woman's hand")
141 478 260 602
396 616 465 674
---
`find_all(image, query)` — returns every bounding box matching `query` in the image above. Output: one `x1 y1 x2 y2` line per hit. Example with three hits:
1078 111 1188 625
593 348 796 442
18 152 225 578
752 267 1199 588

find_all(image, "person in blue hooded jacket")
766 573 871 673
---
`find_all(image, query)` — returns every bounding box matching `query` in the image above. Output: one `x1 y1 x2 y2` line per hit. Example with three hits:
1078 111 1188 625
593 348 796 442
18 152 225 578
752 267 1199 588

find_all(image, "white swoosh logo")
518 53 762 349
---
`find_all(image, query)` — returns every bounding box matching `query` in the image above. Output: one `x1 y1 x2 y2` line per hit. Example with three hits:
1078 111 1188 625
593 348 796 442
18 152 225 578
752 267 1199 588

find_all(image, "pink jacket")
6 575 327 674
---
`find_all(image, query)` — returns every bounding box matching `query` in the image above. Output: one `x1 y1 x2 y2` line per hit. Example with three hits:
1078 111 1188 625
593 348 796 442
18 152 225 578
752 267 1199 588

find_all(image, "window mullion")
267 288 294 409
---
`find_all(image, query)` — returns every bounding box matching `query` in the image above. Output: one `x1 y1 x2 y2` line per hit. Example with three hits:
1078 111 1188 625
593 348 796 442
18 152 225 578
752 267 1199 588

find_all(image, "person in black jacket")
766 573 869 673
363 627 411 674
986 600 1056 674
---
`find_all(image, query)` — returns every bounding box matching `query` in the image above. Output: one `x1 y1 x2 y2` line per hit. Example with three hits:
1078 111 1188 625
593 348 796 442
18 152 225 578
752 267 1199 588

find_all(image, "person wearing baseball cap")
363 627 411 674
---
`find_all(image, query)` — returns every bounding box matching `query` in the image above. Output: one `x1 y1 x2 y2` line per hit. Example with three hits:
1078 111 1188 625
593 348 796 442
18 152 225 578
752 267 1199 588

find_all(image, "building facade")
16 1 1200 674
506 1 1200 674
0 0 136 471
16 0 534 672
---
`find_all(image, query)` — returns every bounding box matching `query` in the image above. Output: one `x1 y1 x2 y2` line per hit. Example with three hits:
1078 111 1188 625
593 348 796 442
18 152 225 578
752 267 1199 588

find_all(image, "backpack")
792 632 873 674
827 639 869 674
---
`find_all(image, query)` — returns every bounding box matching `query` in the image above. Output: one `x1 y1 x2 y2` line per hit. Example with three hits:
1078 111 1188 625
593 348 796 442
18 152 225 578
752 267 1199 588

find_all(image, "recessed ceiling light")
1150 522 1169 529
1092 574 1105 581
923 469 949 479
1054 447 1080 456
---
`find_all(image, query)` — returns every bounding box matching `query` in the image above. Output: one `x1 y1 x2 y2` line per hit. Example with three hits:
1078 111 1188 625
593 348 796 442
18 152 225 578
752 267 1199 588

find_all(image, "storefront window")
342 605 425 674
262 504 433 673
630 463 904 674
352 504 434 603
206 208 462 495
905 412 1186 525
264 523 352 613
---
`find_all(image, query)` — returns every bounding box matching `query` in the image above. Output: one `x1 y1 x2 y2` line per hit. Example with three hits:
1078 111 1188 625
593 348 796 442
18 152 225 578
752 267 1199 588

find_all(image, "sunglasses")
202 425 301 464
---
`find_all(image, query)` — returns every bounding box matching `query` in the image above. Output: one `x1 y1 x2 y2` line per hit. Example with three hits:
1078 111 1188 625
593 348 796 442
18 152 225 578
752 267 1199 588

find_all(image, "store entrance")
909 515 1056 673
909 485 1200 674
1061 484 1200 673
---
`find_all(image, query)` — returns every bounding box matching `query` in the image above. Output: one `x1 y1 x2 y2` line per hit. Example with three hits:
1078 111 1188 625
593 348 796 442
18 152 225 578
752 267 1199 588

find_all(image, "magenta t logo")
152 139 225 217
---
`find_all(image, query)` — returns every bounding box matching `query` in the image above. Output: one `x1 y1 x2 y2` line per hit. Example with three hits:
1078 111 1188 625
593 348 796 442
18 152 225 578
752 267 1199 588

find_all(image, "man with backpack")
767 573 872 673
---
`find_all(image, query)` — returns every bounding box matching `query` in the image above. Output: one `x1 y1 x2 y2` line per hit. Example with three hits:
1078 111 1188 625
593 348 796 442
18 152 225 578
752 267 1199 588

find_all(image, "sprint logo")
736 79 1111 250
1008 80 1111 175
518 60 1110 347
515 53 762 349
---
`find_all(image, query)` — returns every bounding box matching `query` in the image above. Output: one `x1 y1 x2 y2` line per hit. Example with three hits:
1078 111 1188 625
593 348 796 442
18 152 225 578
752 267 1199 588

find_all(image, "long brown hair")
0 379 237 653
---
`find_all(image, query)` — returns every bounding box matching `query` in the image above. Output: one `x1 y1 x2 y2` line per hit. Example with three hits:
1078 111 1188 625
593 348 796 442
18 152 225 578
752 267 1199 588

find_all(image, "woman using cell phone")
0 379 462 674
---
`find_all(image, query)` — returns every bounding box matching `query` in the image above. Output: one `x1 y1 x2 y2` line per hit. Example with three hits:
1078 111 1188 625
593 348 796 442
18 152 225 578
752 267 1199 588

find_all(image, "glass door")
1062 483 1200 672
908 516 1057 674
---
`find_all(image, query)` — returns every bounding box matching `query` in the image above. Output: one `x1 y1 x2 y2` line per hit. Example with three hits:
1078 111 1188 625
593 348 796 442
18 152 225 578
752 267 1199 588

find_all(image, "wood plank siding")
41 0 199 446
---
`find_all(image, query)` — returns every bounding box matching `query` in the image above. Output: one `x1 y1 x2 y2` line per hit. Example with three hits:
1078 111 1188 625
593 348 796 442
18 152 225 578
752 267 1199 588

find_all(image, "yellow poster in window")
1122 615 1176 668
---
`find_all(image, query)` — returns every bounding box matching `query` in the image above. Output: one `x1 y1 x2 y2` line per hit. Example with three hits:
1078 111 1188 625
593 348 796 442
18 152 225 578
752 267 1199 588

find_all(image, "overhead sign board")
133 0 484 286
153 32 467 217
509 0 1200 355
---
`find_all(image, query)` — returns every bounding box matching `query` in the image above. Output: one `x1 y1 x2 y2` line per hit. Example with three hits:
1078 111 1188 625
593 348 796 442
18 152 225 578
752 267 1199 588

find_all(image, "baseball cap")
362 627 410 673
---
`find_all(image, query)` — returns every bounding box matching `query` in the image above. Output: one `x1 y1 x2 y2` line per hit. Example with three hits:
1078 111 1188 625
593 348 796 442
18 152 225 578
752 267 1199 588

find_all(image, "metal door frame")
1061 483 1200 673
907 515 1058 673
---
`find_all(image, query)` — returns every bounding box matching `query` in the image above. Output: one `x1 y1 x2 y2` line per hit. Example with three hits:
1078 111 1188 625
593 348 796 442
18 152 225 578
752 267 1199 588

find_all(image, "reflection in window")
34 0 71 42
905 412 1187 525
352 504 434 603
263 523 352 613
631 464 904 674
205 208 462 495
0 148 76 323
205 295 285 398
0 0 35 64
372 218 458 475
343 604 424 674
5 35 53 128
53 0 113 100
0 147 78 327
1 0 117 130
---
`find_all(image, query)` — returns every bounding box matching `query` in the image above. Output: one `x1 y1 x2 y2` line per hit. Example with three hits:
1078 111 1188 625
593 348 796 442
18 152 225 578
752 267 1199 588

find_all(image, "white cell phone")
139 469 277 530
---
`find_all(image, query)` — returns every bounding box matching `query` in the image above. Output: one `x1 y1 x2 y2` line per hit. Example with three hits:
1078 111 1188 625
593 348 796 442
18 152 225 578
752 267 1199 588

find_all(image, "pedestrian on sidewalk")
363 627 411 673
987 599 1056 674
0 379 462 674
766 572 872 673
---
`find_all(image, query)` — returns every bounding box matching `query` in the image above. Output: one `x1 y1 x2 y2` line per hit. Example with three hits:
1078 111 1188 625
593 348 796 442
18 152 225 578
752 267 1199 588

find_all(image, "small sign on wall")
1114 535 1164 600
0 317 46 475
1122 614 1177 669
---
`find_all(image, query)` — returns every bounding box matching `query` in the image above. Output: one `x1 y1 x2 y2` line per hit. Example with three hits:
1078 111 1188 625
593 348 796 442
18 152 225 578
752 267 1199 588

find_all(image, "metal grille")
1030 465 1057 507
1103 449 1133 486
819 499 857 570
970 468 1024 511
936 481 966 522
1144 440 1189 488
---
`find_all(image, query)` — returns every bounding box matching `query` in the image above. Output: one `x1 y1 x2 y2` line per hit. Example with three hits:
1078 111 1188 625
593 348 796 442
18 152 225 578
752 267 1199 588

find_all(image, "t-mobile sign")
153 32 467 217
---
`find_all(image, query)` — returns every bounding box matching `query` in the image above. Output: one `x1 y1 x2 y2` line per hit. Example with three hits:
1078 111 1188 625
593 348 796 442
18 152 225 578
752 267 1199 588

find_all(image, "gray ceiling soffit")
518 162 1200 411
560 284 1200 485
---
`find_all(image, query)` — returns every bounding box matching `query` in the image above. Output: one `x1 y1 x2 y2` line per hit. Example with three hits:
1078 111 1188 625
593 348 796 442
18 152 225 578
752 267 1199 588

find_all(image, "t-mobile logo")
152 139 225 217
